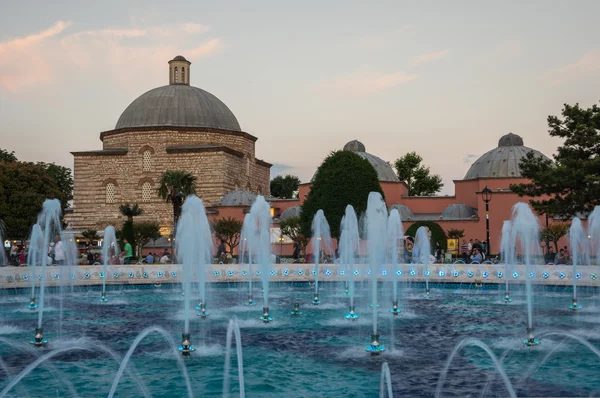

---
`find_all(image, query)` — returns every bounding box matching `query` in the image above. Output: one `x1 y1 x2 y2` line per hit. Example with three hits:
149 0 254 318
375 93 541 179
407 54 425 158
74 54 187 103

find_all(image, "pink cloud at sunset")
316 69 417 97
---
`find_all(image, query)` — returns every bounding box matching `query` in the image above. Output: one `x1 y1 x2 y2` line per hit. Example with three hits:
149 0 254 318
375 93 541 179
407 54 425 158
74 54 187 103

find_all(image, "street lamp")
481 186 493 257
279 236 285 257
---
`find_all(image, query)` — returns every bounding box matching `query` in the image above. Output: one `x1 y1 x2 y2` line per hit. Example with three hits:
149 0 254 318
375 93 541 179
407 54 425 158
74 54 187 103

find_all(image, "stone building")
65 55 271 235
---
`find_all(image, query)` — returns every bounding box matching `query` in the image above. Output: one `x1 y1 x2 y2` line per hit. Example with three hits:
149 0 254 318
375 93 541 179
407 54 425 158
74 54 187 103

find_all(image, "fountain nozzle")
178 332 195 355
390 299 401 315
246 294 255 306
291 302 302 316
524 327 540 346
425 289 430 298
569 298 581 310
100 292 108 302
503 292 512 303
260 306 273 323
195 300 202 310
312 294 320 305
365 333 385 355
30 327 47 347
27 297 38 310
197 302 209 319
343 284 349 295
345 305 359 320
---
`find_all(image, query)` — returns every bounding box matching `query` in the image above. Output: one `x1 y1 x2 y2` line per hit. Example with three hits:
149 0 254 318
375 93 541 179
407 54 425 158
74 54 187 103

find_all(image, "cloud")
411 49 449 66
269 163 294 178
0 21 220 92
463 153 479 164
316 69 417 97
355 24 414 50
546 49 600 85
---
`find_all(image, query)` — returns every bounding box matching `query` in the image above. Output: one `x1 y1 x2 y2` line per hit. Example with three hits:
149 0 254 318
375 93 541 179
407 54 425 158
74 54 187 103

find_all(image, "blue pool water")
1 282 600 397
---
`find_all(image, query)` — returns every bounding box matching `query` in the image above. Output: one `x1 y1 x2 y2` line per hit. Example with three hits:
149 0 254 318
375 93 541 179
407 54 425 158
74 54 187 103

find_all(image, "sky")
1 0 599 195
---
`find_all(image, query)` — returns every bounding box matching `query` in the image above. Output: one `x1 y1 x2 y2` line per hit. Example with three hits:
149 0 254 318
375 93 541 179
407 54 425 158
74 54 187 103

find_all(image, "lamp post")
279 236 285 257
481 186 493 257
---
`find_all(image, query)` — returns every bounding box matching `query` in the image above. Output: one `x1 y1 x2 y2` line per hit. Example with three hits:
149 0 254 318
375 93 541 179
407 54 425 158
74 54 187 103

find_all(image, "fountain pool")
1 282 600 397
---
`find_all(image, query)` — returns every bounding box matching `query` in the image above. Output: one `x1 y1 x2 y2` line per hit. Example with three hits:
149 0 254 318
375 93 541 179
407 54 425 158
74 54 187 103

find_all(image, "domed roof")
115 85 242 131
171 55 189 62
311 140 399 182
216 190 256 206
441 204 477 220
388 204 414 220
279 205 301 221
464 133 550 179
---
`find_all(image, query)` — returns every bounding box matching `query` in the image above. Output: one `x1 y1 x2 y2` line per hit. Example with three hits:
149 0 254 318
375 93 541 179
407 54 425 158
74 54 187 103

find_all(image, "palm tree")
119 203 144 222
81 229 100 247
157 170 197 227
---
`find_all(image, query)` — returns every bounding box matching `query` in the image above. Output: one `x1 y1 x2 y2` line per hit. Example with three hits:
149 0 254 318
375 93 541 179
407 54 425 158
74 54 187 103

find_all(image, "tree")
0 161 64 239
270 174 301 199
0 149 17 163
35 162 74 205
301 150 383 239
447 228 465 240
132 222 161 258
393 152 443 196
212 217 243 253
541 223 570 252
511 102 600 217
157 170 197 230
119 203 144 222
81 229 100 247
280 216 309 258
405 221 448 251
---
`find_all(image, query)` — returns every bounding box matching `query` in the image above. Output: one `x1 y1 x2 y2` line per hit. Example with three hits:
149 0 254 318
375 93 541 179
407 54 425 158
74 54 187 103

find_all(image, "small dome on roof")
388 204 414 220
464 133 550 179
279 205 301 221
343 140 366 152
441 204 477 219
217 190 257 206
170 55 189 62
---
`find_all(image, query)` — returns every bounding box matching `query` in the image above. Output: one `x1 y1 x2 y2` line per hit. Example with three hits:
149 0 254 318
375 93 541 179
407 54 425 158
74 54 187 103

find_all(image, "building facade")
65 56 271 235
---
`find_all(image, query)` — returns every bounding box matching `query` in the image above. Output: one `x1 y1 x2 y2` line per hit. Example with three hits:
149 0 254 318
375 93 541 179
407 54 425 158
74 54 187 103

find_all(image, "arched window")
174 66 179 83
105 183 116 204
181 67 185 84
142 182 152 202
142 150 152 171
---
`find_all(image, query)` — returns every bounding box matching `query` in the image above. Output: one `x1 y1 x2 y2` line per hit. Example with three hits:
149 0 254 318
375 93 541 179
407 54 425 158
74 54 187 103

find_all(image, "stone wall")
66 129 270 233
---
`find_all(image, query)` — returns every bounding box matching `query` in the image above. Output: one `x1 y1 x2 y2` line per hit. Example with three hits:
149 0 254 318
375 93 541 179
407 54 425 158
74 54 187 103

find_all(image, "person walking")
122 239 133 265
54 236 65 266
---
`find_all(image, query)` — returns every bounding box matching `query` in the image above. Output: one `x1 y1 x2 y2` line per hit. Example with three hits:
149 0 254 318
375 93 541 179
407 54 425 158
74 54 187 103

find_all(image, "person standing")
54 237 65 266
122 239 133 265
292 240 300 260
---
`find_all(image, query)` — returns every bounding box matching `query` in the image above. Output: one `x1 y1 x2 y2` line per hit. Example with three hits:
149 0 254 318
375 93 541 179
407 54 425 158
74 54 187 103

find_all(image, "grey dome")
216 190 256 206
388 204 414 220
115 85 242 131
313 140 399 182
441 204 477 220
464 133 549 179
279 205 301 221
171 55 189 62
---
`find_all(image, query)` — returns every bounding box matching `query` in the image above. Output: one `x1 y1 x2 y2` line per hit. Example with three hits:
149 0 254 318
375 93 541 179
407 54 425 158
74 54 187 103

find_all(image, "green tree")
35 162 74 205
157 170 197 230
393 152 443 196
132 221 161 258
0 149 17 163
81 229 100 247
270 174 301 199
405 221 448 251
280 216 309 258
511 102 600 217
301 150 383 239
212 217 243 253
541 223 570 252
119 204 144 256
0 161 64 238
447 228 465 241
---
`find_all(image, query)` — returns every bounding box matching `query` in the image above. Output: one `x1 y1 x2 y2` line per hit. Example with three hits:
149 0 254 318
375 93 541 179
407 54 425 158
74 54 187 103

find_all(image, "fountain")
175 195 213 354
509 202 541 346
569 217 588 310
310 210 332 305
387 209 403 314
339 205 360 320
364 192 387 354
413 226 432 296
0 222 6 266
500 221 513 302
588 206 600 266
100 226 119 303
290 302 302 316
240 213 256 306
244 196 273 322
26 224 43 309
